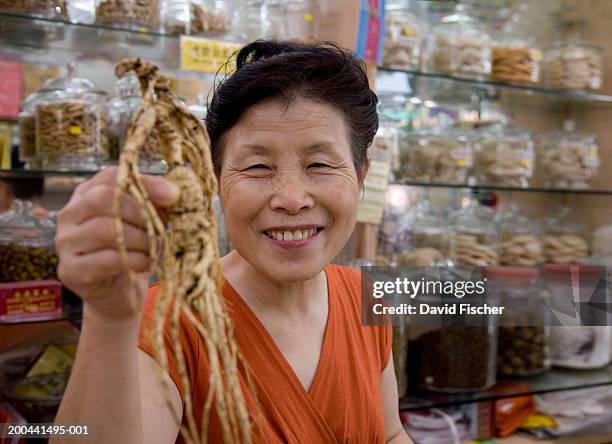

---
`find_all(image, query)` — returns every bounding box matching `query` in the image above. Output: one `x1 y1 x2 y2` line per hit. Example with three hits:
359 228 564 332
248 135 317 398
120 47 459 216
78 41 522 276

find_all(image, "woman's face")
219 97 361 283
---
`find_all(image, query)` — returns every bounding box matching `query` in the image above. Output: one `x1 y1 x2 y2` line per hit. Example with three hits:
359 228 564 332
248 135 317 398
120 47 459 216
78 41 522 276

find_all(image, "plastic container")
0 0 68 19
163 0 232 36
474 122 534 187
497 204 544 266
543 26 603 91
543 264 611 369
542 207 589 264
485 267 551 376
422 4 492 79
2 374 68 423
382 0 422 71
18 91 43 170
538 119 599 190
451 203 498 266
95 0 160 31
35 63 108 171
0 200 58 282
398 127 474 184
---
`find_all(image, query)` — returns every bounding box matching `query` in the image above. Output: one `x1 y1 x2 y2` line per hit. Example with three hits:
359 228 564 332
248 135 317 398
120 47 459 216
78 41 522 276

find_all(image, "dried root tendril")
113 58 252 444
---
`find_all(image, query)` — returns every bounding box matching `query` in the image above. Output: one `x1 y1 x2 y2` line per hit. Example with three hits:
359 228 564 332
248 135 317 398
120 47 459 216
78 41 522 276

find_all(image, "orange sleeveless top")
139 264 392 443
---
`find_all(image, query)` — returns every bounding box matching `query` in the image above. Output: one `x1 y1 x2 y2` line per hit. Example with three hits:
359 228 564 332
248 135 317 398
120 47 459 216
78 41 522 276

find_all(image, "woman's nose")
269 172 315 214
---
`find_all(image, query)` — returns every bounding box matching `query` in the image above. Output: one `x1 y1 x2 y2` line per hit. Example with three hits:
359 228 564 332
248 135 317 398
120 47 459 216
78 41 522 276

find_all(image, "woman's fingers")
58 249 152 289
68 183 148 228
57 215 151 256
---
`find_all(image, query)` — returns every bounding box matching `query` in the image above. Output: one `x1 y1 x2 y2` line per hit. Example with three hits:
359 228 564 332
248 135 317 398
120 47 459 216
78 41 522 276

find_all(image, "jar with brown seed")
484 266 551 377
411 194 449 262
538 119 599 190
95 0 160 31
0 200 58 283
35 63 109 171
163 0 234 37
451 202 498 267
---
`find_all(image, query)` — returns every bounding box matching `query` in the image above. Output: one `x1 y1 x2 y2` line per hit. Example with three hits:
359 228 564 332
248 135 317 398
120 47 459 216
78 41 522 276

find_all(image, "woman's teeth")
266 228 318 241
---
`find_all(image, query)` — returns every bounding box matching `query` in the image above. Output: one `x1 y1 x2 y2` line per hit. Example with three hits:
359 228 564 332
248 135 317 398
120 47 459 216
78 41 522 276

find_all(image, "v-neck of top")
222 266 334 399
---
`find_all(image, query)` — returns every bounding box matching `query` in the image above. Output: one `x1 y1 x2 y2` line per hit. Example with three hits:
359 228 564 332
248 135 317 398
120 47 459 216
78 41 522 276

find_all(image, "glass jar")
410 195 449 259
411 298 497 392
0 0 68 19
451 202 498 266
485 267 551 376
115 72 165 174
35 63 109 171
106 96 123 163
491 17 541 84
543 265 612 369
543 27 603 91
538 119 599 190
422 4 492 80
382 0 422 71
163 0 233 36
245 0 317 41
18 91 43 170
542 207 589 264
397 127 474 185
497 204 544 266
95 0 160 31
68 0 96 24
0 200 58 282
474 122 534 187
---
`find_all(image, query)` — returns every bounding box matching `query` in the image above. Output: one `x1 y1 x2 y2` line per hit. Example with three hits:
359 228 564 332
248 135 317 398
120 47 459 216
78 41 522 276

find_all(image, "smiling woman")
52 40 413 444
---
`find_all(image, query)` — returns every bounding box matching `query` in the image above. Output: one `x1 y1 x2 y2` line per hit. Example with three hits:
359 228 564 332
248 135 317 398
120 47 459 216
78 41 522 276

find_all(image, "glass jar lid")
38 62 106 98
454 201 497 235
0 200 56 247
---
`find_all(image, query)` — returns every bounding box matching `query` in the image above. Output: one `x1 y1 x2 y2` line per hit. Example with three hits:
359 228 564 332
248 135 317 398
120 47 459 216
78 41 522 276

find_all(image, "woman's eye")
245 164 270 170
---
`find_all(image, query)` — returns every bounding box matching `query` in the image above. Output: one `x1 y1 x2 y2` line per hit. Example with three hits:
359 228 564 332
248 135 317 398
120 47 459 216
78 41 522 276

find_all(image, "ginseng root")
113 58 252 444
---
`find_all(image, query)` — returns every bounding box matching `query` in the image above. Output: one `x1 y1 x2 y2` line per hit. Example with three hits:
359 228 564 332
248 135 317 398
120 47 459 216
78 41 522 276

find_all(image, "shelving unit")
1 6 612 442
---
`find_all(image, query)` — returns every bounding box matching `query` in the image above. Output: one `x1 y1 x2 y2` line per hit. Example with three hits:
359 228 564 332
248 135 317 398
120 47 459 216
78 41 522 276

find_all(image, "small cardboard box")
0 280 62 323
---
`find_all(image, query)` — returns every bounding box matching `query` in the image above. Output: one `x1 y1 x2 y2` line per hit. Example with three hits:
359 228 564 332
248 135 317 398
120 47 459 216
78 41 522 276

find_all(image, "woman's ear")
358 155 371 191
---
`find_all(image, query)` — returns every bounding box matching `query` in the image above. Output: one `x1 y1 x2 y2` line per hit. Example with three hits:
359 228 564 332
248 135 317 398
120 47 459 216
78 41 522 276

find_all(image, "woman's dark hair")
205 40 379 180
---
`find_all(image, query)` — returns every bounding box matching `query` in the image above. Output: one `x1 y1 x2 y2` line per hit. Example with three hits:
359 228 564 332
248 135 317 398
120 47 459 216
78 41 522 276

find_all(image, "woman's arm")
51 311 182 444
381 351 414 444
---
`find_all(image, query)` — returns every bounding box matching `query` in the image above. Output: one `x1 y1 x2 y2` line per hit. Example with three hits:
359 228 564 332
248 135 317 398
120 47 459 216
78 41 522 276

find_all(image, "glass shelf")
0 167 165 178
0 11 236 79
400 365 612 411
392 180 612 196
378 67 612 110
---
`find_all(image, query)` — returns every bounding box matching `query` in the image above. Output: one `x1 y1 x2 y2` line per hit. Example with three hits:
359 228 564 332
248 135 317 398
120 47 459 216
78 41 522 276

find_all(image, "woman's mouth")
263 227 324 248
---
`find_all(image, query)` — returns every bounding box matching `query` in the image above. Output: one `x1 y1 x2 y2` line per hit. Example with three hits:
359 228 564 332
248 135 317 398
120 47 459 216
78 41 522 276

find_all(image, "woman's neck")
220 250 327 318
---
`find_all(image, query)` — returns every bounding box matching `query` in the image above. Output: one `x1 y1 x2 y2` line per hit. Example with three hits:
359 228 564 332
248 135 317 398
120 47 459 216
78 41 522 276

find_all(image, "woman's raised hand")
55 166 179 322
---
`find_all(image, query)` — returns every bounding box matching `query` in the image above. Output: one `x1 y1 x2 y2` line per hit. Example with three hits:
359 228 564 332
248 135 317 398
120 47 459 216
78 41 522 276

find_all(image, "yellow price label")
68 126 82 135
521 159 531 167
180 36 243 74
304 13 314 22
457 159 466 167
402 27 416 37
